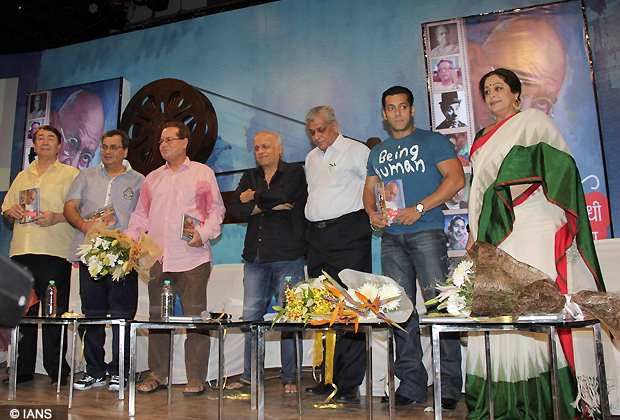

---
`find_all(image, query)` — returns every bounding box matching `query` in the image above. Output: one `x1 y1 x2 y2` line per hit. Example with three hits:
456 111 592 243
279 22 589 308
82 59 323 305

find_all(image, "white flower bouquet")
273 269 413 331
77 223 161 282
425 259 475 316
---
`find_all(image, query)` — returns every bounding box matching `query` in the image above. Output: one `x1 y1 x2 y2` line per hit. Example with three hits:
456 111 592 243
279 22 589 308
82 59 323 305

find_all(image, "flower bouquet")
77 222 161 282
426 241 567 318
272 269 413 332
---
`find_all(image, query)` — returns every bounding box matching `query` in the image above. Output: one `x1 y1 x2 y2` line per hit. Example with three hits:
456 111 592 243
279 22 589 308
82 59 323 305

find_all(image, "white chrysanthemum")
357 283 379 302
76 243 92 258
111 265 125 282
446 295 468 316
378 284 401 311
101 239 111 250
452 260 474 287
107 253 118 266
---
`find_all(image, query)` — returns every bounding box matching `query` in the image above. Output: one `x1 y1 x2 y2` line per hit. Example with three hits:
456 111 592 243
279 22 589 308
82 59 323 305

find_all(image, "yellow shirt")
1 159 79 258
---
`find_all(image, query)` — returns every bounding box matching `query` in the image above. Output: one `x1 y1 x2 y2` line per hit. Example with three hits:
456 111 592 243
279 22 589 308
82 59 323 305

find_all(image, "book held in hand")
83 205 121 230
181 214 204 241
19 188 39 224
374 179 405 222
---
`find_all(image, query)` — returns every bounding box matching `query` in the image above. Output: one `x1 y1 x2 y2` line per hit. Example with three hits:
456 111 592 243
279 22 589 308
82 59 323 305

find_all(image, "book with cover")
83 205 121 230
181 214 205 241
19 188 39 224
374 179 405 222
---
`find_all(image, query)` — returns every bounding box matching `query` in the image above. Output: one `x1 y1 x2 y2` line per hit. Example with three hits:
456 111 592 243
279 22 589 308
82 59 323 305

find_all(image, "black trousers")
11 254 72 379
78 263 138 378
306 209 372 390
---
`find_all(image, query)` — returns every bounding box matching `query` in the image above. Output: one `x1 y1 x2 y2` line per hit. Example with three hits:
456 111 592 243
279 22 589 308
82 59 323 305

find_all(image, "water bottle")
161 280 174 321
44 280 57 317
282 276 292 308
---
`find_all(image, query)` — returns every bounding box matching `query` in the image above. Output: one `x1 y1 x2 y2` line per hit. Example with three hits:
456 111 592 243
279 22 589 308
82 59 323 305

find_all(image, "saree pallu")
466 108 605 419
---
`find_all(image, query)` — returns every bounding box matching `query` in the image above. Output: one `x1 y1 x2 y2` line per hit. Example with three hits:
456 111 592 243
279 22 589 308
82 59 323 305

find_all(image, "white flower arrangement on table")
426 259 475 316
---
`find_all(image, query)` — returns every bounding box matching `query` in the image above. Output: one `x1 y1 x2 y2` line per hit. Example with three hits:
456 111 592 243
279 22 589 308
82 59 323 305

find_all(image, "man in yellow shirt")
2 125 79 386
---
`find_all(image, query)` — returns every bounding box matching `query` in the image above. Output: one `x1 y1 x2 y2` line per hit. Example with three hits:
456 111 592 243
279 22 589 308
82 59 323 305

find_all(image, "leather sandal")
183 379 206 396
226 378 251 390
283 382 297 394
137 373 167 394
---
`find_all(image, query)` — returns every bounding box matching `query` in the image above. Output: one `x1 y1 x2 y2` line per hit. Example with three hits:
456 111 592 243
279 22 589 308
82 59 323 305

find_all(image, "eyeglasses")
438 66 453 72
101 144 123 151
60 126 93 168
158 137 182 145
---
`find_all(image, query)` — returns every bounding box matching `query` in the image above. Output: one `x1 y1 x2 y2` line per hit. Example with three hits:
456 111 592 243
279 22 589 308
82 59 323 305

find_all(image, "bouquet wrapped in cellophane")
77 222 161 283
273 269 413 332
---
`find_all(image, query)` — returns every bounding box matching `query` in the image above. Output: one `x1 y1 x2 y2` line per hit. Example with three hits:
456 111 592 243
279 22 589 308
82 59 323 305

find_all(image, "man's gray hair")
257 131 282 147
305 106 337 125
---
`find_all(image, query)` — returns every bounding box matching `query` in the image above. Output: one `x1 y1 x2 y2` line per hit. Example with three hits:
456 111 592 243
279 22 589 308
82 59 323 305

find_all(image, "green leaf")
271 309 286 327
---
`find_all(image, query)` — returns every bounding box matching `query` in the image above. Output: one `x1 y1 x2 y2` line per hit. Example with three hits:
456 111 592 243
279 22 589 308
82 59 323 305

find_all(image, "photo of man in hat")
436 91 467 129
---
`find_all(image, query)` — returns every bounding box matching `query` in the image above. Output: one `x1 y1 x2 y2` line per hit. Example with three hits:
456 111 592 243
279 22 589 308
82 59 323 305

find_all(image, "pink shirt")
126 157 226 272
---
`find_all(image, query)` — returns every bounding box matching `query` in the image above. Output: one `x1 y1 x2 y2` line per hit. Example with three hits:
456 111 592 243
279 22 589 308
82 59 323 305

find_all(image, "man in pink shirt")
126 121 225 396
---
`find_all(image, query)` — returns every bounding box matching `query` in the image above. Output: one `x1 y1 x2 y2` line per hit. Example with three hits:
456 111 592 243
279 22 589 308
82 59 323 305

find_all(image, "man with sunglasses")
126 121 226 397
63 129 145 392
2 125 79 387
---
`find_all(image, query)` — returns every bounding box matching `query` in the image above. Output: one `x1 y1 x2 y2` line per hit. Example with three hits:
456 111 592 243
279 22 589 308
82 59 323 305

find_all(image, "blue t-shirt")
366 128 455 235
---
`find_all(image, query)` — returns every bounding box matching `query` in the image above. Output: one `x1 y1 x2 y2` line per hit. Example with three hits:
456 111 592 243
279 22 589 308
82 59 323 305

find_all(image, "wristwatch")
415 202 425 216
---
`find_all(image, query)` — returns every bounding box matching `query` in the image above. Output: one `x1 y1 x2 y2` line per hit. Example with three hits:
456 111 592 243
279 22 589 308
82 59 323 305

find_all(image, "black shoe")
334 387 360 404
50 376 68 386
442 398 458 410
381 393 424 406
2 374 34 386
305 383 334 396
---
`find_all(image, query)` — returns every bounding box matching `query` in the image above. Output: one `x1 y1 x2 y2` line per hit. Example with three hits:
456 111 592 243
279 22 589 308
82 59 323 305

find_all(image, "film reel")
120 78 218 175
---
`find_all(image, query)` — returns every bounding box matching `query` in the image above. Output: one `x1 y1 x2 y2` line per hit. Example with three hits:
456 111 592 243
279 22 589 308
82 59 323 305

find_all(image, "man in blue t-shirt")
363 86 465 409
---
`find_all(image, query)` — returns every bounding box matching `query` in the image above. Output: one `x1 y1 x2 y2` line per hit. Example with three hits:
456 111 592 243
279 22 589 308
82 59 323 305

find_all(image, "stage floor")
0 368 470 419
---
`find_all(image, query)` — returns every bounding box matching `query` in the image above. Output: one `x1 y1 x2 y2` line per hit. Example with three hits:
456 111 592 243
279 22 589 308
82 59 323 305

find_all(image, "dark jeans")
306 209 372 389
240 255 304 384
11 254 71 380
78 262 138 378
381 229 462 402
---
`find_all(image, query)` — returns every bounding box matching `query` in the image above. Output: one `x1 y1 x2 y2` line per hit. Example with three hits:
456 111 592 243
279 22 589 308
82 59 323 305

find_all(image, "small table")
128 319 246 418
69 317 129 407
8 317 76 400
251 322 396 420
420 315 610 420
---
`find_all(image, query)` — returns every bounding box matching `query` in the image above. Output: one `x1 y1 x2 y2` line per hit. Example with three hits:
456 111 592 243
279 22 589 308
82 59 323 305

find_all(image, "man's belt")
309 210 364 229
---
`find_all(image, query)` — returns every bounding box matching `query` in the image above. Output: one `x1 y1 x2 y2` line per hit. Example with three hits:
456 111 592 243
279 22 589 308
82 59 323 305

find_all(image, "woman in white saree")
465 68 605 419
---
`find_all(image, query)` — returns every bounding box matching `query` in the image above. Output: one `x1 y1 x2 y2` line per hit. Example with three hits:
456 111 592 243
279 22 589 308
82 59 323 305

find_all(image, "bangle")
369 211 380 232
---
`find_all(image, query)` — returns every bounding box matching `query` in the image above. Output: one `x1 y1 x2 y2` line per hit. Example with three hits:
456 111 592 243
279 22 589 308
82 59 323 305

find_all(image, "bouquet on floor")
272 269 413 332
77 222 161 282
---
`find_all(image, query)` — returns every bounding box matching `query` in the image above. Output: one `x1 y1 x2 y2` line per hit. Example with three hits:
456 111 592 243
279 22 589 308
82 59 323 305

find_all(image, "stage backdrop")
424 1 611 246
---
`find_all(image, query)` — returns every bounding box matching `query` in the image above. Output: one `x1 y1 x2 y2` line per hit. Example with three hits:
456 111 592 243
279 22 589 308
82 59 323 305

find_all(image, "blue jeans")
240 255 304 384
381 229 462 402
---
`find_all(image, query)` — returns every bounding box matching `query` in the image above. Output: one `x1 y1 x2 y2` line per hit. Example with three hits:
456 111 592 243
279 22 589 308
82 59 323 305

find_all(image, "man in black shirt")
227 131 307 394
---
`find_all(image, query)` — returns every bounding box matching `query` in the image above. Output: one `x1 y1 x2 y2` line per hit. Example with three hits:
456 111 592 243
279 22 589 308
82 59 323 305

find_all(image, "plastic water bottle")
282 276 292 308
44 280 57 317
161 280 173 321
